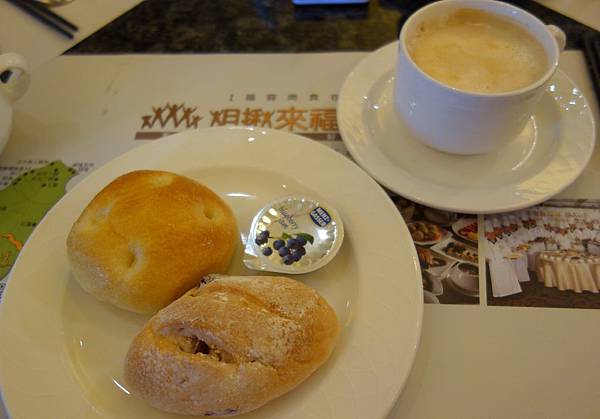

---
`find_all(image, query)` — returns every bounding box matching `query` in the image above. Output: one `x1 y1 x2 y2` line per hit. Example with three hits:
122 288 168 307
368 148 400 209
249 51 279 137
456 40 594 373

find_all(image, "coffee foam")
407 9 549 93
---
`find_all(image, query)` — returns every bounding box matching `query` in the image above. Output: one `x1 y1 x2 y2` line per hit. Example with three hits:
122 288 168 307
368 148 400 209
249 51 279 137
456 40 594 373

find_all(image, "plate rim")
337 41 597 214
0 127 423 419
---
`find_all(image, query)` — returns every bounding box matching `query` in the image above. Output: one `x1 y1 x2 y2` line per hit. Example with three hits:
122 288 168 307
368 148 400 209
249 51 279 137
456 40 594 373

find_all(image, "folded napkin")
489 259 522 298
0 0 142 69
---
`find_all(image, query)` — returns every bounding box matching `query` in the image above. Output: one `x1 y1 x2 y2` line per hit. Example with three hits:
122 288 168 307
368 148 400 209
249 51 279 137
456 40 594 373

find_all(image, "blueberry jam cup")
243 195 344 274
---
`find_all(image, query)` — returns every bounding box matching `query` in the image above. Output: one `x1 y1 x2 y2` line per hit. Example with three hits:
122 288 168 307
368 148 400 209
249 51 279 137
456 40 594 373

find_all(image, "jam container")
243 195 344 274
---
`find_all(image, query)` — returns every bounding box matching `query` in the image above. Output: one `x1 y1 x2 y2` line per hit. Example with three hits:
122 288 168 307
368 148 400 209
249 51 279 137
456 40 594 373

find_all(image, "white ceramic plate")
422 290 439 304
452 218 478 244
407 221 450 246
338 41 596 214
431 238 478 265
445 278 479 298
446 264 480 297
0 127 422 419
419 249 455 278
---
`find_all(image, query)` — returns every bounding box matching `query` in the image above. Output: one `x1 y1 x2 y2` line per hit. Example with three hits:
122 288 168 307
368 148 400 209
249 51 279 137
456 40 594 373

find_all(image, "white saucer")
338 41 596 214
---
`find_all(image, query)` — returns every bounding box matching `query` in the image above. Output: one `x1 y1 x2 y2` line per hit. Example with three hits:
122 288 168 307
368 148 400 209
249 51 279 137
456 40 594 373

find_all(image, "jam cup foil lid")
243 195 344 274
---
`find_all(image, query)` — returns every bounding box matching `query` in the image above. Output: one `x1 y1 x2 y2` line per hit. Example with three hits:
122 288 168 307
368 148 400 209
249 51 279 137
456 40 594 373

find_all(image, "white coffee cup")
394 0 566 155
0 52 30 154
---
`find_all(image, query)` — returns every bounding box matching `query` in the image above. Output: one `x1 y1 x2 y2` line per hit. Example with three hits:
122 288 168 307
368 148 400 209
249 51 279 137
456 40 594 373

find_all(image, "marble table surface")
67 0 598 55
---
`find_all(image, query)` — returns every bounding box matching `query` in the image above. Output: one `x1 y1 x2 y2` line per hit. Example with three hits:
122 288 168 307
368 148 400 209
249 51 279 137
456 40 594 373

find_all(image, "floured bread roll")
124 275 339 416
66 170 237 314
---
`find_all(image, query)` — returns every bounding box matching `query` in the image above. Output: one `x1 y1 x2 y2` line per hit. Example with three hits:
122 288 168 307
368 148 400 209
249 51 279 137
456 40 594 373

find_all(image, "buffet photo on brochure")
485 199 600 309
397 195 600 309
393 196 480 305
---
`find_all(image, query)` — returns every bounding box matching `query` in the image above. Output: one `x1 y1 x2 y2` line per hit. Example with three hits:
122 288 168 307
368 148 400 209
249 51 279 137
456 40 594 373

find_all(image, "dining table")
537 250 600 293
1 1 600 418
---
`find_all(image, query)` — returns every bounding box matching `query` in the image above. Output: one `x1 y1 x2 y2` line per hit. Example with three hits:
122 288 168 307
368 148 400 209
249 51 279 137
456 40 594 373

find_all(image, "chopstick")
5 0 78 39
582 33 600 105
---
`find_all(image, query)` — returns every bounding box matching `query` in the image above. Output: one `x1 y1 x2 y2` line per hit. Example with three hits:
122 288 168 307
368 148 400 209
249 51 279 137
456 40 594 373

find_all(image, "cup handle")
0 52 31 102
547 25 566 52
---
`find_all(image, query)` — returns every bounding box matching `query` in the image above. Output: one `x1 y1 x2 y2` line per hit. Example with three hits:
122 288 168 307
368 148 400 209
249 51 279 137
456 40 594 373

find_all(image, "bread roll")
124 275 339 416
67 170 237 314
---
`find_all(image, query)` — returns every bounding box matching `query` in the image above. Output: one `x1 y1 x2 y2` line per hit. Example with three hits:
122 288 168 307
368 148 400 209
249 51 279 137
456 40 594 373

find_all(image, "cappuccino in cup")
394 0 565 154
407 9 548 94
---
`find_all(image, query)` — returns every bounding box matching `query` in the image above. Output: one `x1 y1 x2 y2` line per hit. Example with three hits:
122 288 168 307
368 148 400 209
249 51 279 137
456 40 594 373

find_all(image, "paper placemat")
0 50 599 419
535 0 600 31
0 0 143 69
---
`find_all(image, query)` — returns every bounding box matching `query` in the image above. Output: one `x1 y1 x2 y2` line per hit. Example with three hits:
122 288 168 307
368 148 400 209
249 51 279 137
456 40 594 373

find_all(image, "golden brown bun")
66 170 237 314
124 275 339 416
